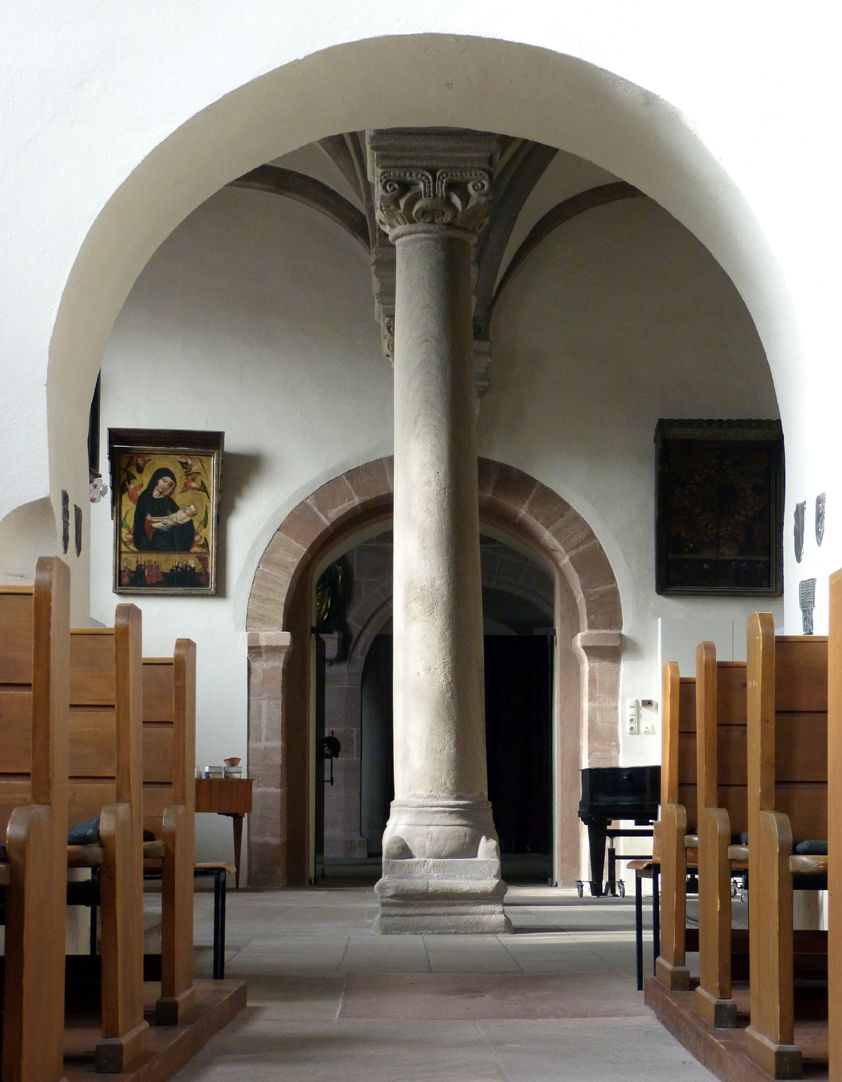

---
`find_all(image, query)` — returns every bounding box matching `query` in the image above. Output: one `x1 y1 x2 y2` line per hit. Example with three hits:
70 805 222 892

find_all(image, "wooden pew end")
694 985 737 1029
95 1020 151 1074
155 988 198 1026
654 956 690 991
744 1026 802 1080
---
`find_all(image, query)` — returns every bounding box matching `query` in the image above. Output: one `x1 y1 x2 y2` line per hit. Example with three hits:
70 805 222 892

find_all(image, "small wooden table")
195 777 254 888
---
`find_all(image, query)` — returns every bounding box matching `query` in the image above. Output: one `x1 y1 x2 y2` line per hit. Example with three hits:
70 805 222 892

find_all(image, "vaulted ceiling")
229 130 643 390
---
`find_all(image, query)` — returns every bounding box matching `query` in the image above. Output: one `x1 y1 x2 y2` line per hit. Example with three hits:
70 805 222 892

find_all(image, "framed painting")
655 419 783 596
109 429 224 594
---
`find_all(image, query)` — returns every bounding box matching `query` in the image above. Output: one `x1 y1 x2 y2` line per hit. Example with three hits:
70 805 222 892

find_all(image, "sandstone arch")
246 457 622 887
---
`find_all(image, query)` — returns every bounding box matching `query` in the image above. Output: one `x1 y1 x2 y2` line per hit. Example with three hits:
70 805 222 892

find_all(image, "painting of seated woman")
110 429 223 594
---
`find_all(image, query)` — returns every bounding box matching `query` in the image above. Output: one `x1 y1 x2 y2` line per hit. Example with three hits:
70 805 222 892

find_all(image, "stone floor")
176 886 717 1082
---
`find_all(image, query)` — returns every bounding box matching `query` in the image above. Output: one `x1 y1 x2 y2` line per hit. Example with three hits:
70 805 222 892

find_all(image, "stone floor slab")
175 887 716 1082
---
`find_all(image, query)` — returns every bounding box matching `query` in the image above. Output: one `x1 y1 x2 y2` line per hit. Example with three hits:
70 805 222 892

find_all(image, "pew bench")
743 617 828 1079
0 559 69 1082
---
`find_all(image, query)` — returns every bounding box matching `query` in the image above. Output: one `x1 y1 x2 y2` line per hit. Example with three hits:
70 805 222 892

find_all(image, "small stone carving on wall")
816 492 826 546
74 504 83 558
794 501 806 563
799 578 816 635
61 490 70 554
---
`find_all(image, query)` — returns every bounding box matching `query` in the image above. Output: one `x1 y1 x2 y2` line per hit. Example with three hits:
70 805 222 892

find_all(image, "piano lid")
578 765 660 818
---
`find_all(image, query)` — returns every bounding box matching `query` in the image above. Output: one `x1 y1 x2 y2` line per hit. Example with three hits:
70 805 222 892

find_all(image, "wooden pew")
829 570 842 1082
743 614 827 1079
694 644 748 1028
68 608 149 1071
141 641 197 1024
0 557 69 1082
655 660 697 989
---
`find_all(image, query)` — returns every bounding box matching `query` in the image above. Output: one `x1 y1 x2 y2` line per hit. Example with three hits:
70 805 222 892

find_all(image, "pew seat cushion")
67 816 157 845
68 817 100 844
794 839 827 855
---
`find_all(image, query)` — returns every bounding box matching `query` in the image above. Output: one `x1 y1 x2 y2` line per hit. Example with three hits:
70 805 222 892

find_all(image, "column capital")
367 129 499 241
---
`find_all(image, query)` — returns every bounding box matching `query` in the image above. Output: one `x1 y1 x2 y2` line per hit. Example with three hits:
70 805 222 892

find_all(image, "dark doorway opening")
484 634 553 883
361 634 394 857
316 532 556 885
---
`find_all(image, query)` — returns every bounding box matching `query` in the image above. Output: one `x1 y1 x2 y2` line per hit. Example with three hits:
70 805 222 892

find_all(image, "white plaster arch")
7 31 800 613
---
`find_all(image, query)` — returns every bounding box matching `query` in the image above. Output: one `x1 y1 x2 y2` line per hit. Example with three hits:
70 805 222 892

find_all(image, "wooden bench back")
695 645 748 836
661 661 697 826
0 559 69 833
829 571 842 1075
747 613 827 844
68 606 143 836
141 640 196 838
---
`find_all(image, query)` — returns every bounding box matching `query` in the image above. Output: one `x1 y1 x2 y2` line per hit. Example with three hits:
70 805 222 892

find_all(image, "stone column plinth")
368 130 509 933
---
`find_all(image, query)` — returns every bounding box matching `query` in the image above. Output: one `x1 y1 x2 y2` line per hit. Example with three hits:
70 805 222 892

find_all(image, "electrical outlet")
626 697 640 735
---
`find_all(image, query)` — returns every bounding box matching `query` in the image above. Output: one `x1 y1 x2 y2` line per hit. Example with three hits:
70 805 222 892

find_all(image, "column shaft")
392 228 487 800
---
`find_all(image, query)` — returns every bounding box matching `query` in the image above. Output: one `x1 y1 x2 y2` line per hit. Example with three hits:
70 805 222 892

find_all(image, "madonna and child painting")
110 429 223 594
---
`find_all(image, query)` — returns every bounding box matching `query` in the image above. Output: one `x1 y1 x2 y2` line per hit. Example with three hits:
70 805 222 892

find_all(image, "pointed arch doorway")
246 457 622 889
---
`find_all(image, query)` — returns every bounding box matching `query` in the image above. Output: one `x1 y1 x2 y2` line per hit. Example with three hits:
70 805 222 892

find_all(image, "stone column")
367 130 510 933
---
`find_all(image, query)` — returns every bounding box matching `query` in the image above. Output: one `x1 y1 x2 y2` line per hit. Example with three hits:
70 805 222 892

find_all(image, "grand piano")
577 765 660 897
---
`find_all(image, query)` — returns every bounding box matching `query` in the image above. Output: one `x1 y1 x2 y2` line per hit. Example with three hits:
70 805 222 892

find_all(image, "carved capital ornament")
373 166 493 239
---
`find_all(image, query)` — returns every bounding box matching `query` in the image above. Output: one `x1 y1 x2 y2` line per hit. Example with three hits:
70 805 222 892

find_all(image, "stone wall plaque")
816 492 826 546
74 504 83 558
794 500 806 563
799 577 816 635
61 490 70 554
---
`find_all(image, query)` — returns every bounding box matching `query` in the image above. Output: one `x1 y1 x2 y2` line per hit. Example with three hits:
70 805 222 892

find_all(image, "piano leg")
585 818 608 897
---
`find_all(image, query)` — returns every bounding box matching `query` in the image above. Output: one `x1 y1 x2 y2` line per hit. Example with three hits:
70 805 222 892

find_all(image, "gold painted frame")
109 429 224 595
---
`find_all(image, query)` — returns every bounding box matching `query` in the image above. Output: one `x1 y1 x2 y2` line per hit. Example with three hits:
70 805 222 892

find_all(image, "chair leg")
90 889 98 956
212 869 227 979
635 869 644 991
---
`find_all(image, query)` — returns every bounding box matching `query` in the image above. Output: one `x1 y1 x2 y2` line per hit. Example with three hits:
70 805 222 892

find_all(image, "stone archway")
246 456 622 887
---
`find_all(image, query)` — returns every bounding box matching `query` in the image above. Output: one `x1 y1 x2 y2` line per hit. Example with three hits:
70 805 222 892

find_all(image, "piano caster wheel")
576 881 584 898
617 880 625 898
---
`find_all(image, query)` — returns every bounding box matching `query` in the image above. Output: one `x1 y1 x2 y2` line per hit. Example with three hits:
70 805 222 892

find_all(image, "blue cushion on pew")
794 839 828 855
67 817 100 844
730 835 827 856
67 817 157 845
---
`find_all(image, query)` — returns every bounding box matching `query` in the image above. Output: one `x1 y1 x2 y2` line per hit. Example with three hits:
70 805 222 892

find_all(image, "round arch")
16 33 794 616
245 456 622 887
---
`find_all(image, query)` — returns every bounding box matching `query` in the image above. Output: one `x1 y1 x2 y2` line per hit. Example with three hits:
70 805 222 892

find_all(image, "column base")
375 858 511 933
375 798 510 933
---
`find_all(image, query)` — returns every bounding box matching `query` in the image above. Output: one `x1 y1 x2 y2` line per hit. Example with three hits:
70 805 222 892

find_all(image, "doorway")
321 532 555 885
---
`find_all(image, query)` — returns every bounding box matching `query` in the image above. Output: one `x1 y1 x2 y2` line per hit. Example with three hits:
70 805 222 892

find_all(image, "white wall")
2 13 841 638
483 195 784 763
3 3 840 868
91 186 390 862
93 148 785 866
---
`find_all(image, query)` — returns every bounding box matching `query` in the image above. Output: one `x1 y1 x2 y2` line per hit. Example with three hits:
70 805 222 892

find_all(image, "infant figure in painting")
133 468 198 552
